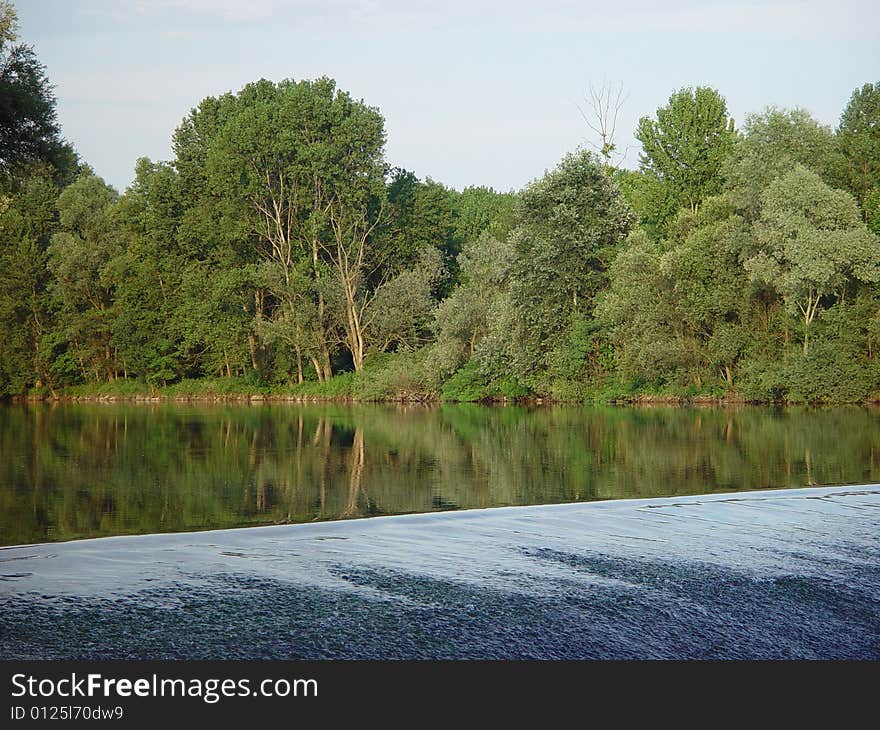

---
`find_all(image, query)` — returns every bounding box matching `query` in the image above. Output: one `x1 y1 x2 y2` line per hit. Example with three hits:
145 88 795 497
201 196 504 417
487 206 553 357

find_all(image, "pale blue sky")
16 0 879 193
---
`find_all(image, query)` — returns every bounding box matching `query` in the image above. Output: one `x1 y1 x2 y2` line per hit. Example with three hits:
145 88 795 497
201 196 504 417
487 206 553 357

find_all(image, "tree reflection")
1 403 879 545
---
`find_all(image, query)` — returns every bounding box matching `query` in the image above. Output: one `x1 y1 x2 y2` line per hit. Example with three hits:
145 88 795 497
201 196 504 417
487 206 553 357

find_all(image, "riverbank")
18 393 752 405
14 391 879 407
2 485 877 659
7 380 858 406
10 370 880 406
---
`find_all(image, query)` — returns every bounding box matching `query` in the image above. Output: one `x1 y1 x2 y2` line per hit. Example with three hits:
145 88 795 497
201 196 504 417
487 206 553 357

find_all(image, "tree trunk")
295 344 303 384
320 345 333 380
248 332 259 371
310 355 323 383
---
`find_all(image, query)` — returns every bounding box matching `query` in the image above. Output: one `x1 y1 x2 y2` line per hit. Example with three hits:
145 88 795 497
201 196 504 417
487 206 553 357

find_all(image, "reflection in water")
1 402 879 545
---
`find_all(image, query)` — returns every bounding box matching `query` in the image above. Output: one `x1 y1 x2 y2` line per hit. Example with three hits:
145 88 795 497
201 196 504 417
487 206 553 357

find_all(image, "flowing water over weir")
2 486 878 659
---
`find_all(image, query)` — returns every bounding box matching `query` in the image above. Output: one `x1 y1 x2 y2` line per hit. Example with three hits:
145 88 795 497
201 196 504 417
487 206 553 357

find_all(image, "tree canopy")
636 86 737 217
0 4 878 405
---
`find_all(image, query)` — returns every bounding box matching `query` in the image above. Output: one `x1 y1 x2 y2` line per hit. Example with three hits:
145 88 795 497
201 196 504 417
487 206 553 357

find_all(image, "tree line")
1 2 879 402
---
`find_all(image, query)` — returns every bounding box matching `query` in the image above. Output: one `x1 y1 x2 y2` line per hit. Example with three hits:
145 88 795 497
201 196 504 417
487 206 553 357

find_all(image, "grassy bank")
13 348 879 406
18 376 872 407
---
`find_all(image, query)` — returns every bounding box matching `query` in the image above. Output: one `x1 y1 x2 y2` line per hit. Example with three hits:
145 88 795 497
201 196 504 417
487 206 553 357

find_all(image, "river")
1 403 878 658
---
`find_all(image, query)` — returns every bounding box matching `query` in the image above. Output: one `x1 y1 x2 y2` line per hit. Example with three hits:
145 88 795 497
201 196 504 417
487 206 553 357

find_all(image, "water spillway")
2 486 878 659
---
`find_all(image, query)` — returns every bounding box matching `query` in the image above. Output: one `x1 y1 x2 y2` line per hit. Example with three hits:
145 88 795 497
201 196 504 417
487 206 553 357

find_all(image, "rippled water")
2 487 878 658
2 402 880 545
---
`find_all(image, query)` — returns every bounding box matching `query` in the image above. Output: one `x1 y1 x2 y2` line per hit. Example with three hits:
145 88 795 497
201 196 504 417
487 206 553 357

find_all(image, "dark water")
2 402 880 546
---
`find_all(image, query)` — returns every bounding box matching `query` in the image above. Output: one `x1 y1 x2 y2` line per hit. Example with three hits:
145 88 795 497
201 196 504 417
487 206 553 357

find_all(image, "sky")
15 0 880 194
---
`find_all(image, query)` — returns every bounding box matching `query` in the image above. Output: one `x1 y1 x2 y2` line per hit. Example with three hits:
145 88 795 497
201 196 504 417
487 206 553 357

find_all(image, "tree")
451 185 517 247
636 87 737 217
723 107 839 220
614 167 677 241
506 150 635 382
596 229 679 382
836 82 880 217
47 173 122 382
380 168 422 268
659 201 751 386
111 158 188 384
174 77 387 378
578 80 628 168
434 232 511 372
598 200 751 388
0 1 75 187
0 168 58 394
746 166 880 354
364 246 445 354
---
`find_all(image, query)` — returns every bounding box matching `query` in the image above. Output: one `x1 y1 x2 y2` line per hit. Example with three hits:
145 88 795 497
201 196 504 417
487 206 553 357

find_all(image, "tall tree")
451 186 517 248
599 199 751 388
0 168 58 394
47 173 122 381
836 82 880 217
176 77 388 377
723 107 839 220
746 166 880 354
0 1 75 187
506 150 635 382
636 87 737 218
434 232 512 370
112 158 188 384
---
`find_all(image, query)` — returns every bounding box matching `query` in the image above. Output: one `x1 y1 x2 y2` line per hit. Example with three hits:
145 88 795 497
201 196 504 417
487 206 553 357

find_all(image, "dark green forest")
2 2 880 403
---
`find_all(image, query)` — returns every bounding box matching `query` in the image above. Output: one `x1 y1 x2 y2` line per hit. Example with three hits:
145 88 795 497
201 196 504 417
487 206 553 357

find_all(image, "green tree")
660 201 751 385
0 168 58 394
636 87 737 219
613 168 677 241
364 246 445 354
599 199 751 389
380 173 515 294
596 229 677 383
836 82 880 216
506 150 635 384
177 77 387 377
111 158 188 384
723 107 839 220
434 232 512 374
47 174 122 382
746 166 880 354
451 186 517 248
0 1 76 187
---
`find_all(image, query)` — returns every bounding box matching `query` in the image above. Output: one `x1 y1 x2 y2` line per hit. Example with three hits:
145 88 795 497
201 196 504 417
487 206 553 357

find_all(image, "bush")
738 340 879 403
355 351 436 401
441 361 489 402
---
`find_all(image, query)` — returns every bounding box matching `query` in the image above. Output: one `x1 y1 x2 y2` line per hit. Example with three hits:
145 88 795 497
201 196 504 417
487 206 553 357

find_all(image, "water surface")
2 402 879 545
2 487 878 658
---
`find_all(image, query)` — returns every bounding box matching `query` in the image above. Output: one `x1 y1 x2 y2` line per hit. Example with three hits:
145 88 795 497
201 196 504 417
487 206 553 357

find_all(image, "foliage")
0 169 58 393
505 150 635 384
0 1 77 187
836 81 880 213
47 173 122 382
636 87 737 221
746 166 880 354
1 29 879 406
723 107 839 220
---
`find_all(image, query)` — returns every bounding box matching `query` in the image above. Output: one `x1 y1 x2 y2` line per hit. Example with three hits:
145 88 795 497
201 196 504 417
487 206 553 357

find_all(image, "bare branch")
577 79 629 168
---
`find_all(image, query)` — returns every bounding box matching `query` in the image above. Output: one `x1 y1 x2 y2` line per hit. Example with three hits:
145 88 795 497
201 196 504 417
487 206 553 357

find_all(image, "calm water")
1 402 879 546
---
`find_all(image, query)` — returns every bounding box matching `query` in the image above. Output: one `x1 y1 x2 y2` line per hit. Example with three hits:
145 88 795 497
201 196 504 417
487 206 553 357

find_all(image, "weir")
2 486 878 659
